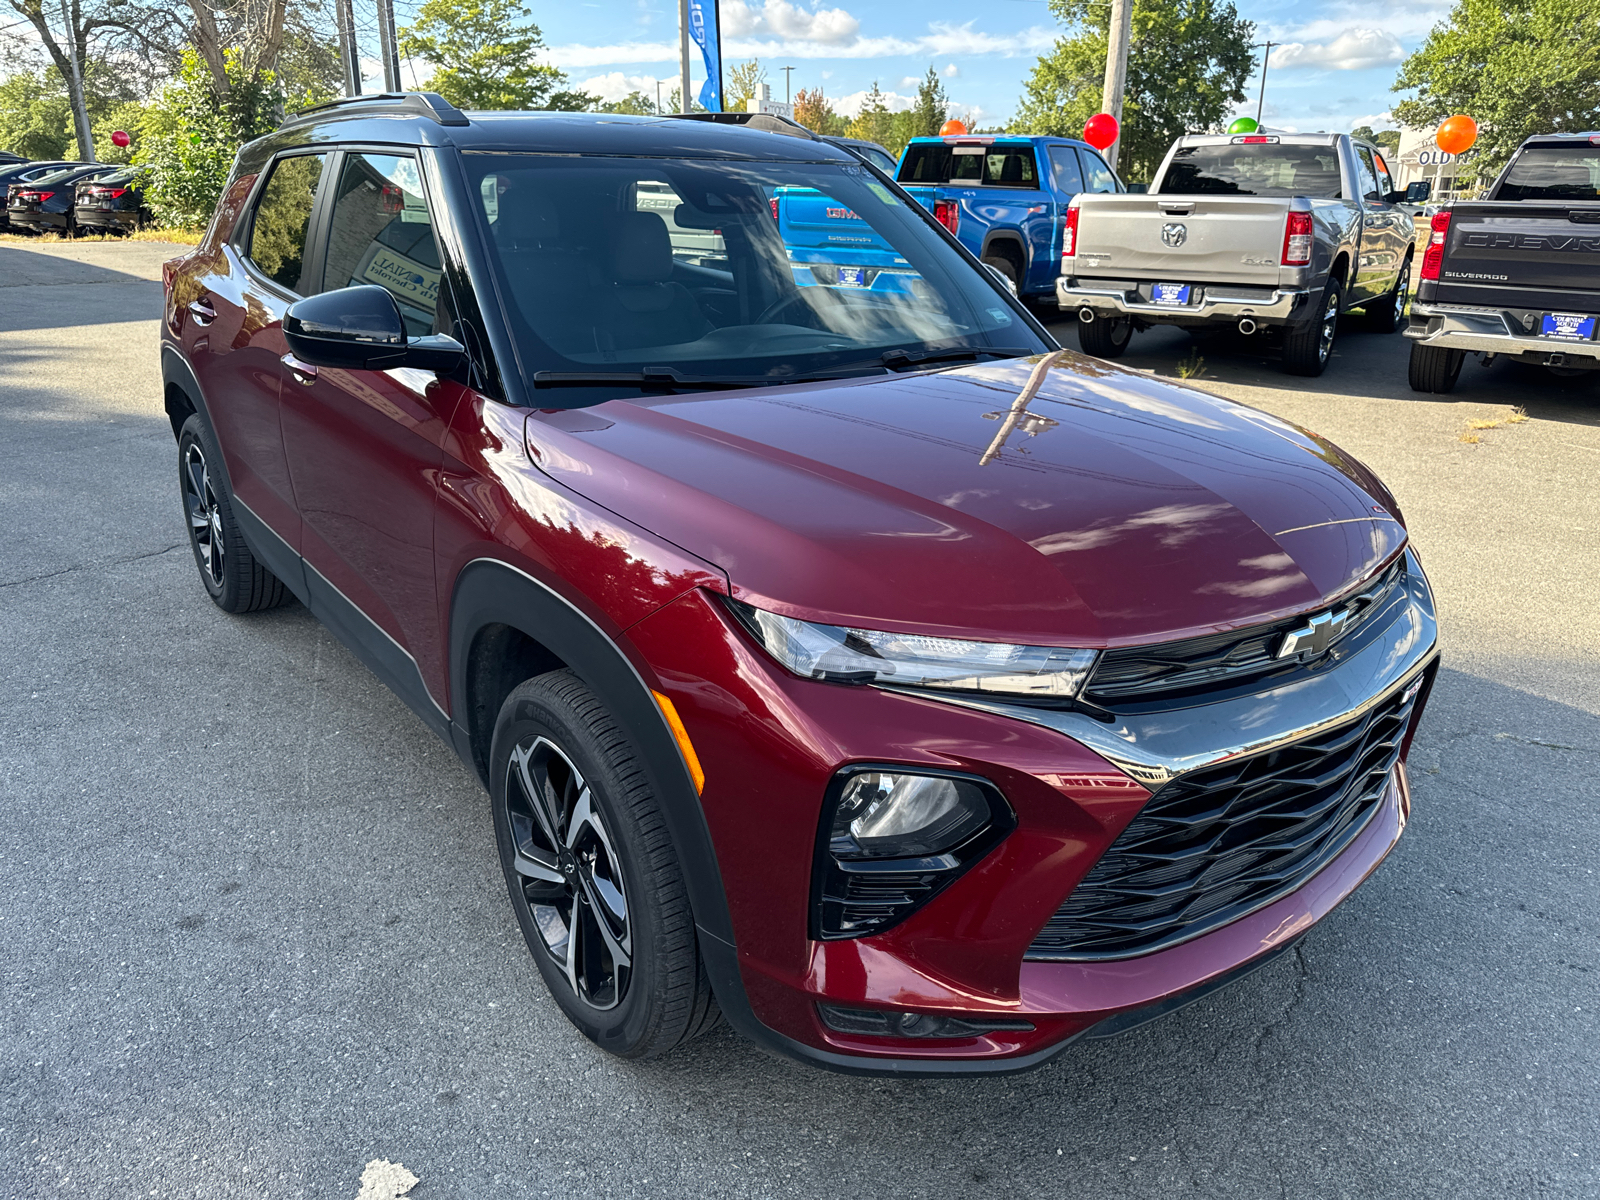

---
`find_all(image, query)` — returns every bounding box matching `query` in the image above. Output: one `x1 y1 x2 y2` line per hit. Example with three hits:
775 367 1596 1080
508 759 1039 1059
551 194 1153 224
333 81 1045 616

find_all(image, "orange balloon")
940 119 968 137
1436 114 1478 156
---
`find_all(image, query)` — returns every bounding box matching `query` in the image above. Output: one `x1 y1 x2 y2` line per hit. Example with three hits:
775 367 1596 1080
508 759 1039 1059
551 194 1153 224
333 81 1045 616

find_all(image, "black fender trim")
980 229 1030 270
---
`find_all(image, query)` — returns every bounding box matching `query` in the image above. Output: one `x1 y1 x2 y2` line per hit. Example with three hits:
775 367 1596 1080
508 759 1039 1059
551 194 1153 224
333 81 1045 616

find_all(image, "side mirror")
1404 180 1432 203
284 284 464 373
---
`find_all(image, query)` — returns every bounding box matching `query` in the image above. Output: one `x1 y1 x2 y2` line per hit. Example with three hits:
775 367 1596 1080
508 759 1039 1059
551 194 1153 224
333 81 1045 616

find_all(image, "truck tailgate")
1436 202 1600 312
1073 194 1294 285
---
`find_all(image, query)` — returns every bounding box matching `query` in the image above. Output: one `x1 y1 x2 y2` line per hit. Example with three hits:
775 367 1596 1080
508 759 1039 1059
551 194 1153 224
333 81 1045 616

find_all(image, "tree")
595 92 657 115
725 59 765 114
1393 0 1600 186
0 59 144 161
908 67 948 139
793 87 847 135
1351 125 1401 155
846 80 895 149
5 0 122 158
1011 0 1255 182
399 0 593 111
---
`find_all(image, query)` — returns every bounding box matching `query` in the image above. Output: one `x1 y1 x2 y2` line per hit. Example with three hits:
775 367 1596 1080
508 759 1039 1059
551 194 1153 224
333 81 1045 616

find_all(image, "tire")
1365 255 1411 334
177 414 291 612
980 254 1019 294
1408 343 1464 393
490 670 719 1059
1077 311 1133 358
1283 277 1342 376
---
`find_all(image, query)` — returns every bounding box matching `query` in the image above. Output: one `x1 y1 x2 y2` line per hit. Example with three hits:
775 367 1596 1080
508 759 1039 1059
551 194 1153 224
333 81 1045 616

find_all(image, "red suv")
160 95 1439 1075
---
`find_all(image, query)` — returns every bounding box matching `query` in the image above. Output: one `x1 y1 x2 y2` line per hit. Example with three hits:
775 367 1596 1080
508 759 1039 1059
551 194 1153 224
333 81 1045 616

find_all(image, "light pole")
679 0 692 112
781 65 796 103
337 0 361 96
1254 41 1277 126
1099 0 1133 170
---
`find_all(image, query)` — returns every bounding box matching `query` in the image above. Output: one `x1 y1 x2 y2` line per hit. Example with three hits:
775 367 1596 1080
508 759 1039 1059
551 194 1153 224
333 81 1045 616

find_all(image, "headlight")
727 599 1098 701
831 772 989 859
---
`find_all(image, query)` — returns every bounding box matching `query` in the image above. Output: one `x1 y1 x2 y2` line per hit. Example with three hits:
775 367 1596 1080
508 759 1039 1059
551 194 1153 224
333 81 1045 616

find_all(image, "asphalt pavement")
2 241 1596 1199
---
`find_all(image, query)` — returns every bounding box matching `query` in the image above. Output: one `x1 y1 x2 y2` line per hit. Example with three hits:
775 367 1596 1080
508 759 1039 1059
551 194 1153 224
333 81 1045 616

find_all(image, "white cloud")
944 63 958 76
1263 1 1452 43
577 71 668 102
832 88 916 117
722 0 860 45
899 75 920 88
1270 29 1404 71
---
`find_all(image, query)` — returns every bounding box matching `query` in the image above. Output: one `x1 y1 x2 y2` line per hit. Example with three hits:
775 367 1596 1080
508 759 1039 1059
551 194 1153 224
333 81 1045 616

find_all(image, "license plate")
1541 312 1596 340
1152 282 1191 305
837 266 867 287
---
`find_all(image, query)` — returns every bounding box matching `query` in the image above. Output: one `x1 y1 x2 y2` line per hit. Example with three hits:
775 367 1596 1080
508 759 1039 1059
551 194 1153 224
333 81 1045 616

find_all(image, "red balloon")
110 129 130 148
1083 112 1119 151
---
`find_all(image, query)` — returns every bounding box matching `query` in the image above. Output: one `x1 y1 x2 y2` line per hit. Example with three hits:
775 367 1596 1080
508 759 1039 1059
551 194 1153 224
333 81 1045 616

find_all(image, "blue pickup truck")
896 134 1124 299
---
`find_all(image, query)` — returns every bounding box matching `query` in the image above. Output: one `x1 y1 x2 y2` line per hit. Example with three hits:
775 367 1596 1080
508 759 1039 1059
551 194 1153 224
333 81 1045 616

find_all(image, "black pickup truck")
1406 131 1600 392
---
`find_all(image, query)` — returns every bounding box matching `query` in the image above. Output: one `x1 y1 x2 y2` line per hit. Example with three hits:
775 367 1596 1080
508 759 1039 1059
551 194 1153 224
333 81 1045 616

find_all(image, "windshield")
1497 147 1600 202
1159 144 1343 198
463 153 1042 396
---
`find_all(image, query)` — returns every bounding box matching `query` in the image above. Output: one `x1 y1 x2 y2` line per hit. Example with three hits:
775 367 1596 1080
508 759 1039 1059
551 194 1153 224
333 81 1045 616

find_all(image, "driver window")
1373 153 1395 198
320 153 442 338
247 153 328 292
1355 148 1382 202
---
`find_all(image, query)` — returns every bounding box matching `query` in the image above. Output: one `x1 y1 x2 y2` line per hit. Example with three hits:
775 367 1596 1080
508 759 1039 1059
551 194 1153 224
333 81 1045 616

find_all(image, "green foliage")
725 59 765 114
399 0 592 111
793 88 848 136
1011 0 1256 181
909 67 949 140
846 81 895 149
1352 125 1402 156
134 47 284 228
595 92 656 115
0 64 145 162
1392 0 1600 186
844 72 946 156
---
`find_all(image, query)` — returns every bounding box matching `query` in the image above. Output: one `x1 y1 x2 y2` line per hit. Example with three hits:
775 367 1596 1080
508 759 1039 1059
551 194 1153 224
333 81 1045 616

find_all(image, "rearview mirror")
1404 180 1432 203
284 285 464 373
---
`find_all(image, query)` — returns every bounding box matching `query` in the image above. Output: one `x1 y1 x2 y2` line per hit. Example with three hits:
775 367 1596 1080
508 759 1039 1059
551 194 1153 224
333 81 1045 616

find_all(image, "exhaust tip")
1078 306 1096 324
1237 317 1257 335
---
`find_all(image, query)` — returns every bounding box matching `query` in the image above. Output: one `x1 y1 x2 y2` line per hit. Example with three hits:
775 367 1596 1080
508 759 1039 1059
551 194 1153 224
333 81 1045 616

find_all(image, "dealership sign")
1415 150 1457 165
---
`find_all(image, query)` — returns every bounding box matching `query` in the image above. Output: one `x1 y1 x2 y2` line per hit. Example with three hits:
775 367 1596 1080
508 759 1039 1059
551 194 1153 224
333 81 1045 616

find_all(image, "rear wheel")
1408 343 1464 393
177 414 291 612
490 670 719 1059
1077 312 1133 358
1283 278 1342 376
1365 255 1411 333
980 254 1019 294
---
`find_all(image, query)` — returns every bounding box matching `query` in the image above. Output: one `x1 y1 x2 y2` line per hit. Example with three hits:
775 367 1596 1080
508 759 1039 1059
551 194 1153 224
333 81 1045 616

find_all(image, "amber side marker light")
652 690 705 794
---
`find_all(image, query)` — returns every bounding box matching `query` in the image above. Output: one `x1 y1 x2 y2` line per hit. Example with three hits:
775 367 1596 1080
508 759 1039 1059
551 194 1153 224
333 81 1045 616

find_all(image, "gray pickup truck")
1058 131 1428 375
1406 131 1600 392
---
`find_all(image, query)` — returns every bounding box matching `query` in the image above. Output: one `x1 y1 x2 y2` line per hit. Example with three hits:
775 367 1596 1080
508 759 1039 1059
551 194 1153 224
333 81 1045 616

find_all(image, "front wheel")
1077 312 1133 358
1283 278 1342 376
490 670 719 1059
1408 343 1464 393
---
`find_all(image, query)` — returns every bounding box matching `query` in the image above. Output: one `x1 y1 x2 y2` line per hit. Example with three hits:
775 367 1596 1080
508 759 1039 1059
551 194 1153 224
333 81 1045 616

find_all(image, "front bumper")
1059 277 1313 327
630 551 1438 1075
1405 301 1600 367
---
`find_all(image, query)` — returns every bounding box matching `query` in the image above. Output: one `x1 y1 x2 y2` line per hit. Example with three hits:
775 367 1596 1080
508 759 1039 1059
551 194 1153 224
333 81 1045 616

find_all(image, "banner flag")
688 0 722 112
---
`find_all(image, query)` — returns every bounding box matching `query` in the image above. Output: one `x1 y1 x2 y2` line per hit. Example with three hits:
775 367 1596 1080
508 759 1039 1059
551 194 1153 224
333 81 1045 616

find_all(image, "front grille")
1027 668 1429 961
1084 555 1406 706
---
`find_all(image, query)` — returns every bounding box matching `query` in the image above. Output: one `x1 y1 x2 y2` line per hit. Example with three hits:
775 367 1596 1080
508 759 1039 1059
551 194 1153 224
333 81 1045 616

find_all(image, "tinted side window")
1048 147 1084 193
1076 149 1118 193
320 153 442 338
1354 147 1381 201
950 147 1039 187
247 154 328 292
1372 152 1394 197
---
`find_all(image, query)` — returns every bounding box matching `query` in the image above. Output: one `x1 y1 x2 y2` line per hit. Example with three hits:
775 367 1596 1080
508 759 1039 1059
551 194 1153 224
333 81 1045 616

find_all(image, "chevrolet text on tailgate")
1406 131 1600 392
159 95 1438 1075
1059 131 1429 375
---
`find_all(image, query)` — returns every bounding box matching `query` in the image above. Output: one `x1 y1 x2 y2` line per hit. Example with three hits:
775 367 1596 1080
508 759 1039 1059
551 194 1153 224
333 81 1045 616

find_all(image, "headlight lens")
728 599 1098 701
831 772 989 859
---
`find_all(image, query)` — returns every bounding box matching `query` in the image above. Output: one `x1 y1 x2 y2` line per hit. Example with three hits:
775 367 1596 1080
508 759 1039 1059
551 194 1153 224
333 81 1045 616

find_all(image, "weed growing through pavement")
1176 350 1206 379
1458 406 1528 443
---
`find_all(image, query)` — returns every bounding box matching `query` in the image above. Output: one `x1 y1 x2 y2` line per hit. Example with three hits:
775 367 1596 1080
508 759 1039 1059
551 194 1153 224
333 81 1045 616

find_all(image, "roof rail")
282 92 470 129
663 111 818 141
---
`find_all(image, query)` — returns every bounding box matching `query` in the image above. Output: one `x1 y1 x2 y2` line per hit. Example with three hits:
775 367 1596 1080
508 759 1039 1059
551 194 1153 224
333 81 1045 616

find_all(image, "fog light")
818 1004 1035 1039
813 767 1013 940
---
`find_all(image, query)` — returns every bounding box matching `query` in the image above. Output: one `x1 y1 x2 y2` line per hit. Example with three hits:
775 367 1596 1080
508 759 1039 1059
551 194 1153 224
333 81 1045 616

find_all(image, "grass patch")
1176 349 1206 379
0 226 202 245
1458 406 1528 443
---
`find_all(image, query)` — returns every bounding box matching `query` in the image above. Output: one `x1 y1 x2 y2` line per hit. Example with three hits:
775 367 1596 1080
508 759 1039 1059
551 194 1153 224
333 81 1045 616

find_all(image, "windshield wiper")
878 346 1033 371
532 367 774 390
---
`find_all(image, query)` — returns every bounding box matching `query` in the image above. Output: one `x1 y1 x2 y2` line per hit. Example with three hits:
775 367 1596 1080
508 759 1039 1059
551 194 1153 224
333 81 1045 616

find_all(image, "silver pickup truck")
1058 131 1428 375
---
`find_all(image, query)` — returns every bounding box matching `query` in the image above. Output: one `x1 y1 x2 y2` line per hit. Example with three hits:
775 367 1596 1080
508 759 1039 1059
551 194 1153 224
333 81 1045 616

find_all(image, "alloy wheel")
505 736 632 1011
1392 261 1411 325
182 441 225 586
1318 289 1339 363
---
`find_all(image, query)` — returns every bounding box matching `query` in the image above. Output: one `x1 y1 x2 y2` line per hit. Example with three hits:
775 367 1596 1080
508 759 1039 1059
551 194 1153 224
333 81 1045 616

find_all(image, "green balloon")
1228 117 1259 134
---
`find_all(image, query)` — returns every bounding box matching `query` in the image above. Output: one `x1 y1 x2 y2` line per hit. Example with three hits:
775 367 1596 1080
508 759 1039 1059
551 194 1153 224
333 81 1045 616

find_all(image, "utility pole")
59 0 94 160
679 0 692 112
1254 42 1277 125
375 0 403 92
780 64 796 103
1098 0 1133 170
655 80 663 115
337 0 361 96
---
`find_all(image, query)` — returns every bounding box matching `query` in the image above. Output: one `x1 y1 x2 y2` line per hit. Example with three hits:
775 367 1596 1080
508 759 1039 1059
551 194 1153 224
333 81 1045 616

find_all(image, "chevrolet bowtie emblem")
1277 608 1349 659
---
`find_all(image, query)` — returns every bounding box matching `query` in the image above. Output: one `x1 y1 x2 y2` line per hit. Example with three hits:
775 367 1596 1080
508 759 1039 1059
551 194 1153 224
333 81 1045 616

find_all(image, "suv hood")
523 353 1405 645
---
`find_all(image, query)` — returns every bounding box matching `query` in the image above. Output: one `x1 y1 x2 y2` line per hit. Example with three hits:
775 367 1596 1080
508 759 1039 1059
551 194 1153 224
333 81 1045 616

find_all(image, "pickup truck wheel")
1408 343 1464 393
490 670 720 1059
1365 256 1411 334
177 414 291 613
1077 312 1133 358
1283 279 1342 376
980 255 1020 294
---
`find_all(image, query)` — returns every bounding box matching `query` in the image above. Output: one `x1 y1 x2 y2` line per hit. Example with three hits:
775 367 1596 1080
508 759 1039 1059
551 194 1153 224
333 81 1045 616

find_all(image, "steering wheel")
754 291 819 326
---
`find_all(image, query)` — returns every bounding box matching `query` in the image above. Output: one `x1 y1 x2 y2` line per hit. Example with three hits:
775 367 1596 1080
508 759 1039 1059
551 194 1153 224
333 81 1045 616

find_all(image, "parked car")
74 165 153 234
7 163 121 235
1058 131 1429 374
772 182 926 299
1406 130 1600 391
0 149 26 165
823 135 897 174
0 160 85 231
161 92 1438 1075
896 133 1124 298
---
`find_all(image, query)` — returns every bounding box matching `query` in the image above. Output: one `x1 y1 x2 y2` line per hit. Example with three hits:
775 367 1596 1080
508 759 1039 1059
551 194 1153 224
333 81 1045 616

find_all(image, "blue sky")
479 0 1455 133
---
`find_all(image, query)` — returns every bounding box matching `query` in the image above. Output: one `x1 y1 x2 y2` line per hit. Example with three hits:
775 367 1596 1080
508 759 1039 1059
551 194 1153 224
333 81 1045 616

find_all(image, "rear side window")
1076 149 1118 193
247 154 328 292
320 152 442 338
1049 147 1084 194
1496 147 1600 201
1158 144 1342 198
897 143 1041 187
